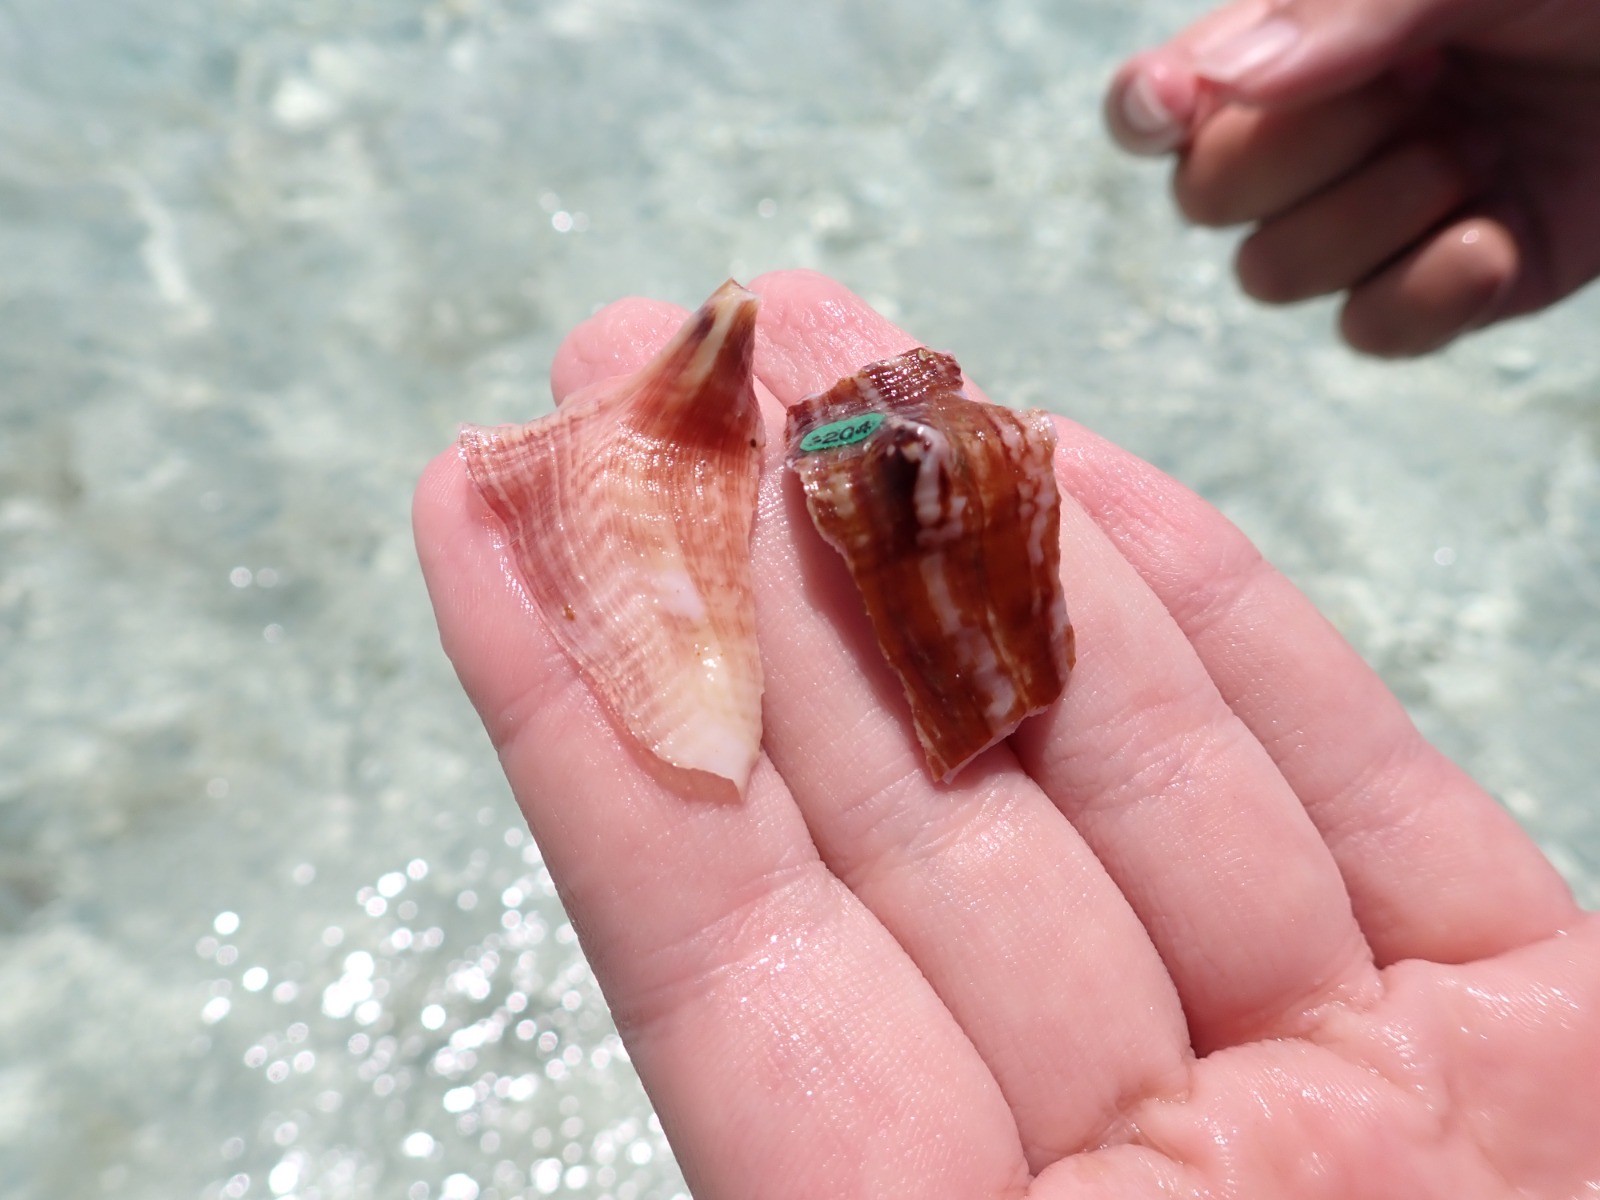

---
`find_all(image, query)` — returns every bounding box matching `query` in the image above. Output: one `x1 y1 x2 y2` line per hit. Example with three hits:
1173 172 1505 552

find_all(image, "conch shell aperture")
785 348 1074 782
459 281 766 791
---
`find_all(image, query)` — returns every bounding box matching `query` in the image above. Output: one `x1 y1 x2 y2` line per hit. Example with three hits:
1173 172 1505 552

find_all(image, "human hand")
414 270 1600 1198
1106 0 1600 356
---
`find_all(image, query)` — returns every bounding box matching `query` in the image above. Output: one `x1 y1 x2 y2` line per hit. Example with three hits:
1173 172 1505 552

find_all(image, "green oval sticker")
799 412 884 454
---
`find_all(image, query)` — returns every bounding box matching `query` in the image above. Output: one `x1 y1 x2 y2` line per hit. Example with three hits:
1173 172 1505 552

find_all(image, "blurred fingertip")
1339 219 1519 357
1338 299 1426 359
1106 56 1197 155
1453 219 1519 323
1233 231 1300 306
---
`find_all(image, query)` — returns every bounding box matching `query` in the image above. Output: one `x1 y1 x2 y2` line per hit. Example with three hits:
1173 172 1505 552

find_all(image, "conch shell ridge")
460 281 765 791
786 348 1074 782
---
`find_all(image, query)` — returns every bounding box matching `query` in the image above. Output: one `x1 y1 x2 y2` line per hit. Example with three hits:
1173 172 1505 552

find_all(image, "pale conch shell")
459 281 765 791
786 348 1074 782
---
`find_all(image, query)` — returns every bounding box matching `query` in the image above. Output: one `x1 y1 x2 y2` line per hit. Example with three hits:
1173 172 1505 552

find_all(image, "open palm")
414 270 1600 1198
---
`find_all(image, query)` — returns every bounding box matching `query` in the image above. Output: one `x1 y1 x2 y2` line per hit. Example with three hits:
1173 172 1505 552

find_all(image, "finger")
750 270 1379 1058
555 284 1192 1167
1106 0 1280 153
1045 422 1580 964
1235 138 1476 304
1174 76 1415 227
1187 0 1471 106
548 300 687 402
1107 0 1467 152
1339 214 1518 356
1105 52 1208 156
413 451 1028 1198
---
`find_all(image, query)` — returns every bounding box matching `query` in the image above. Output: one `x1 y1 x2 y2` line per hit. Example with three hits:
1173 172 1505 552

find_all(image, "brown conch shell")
785 348 1074 782
459 281 765 791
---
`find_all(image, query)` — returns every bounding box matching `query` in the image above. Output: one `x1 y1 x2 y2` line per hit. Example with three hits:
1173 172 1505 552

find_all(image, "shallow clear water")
2 0 1597 1197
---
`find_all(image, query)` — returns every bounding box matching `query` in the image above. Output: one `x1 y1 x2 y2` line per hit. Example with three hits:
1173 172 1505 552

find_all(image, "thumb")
1106 0 1481 153
1184 0 1481 102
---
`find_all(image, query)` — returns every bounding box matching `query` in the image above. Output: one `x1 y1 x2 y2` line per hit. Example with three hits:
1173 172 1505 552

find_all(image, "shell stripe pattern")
786 348 1074 782
459 282 766 791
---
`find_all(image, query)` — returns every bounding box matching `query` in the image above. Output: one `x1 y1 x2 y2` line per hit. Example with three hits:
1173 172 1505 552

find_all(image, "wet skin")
415 270 1600 1199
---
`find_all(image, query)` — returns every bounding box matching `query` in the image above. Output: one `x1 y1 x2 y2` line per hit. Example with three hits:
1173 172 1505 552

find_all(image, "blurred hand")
1106 0 1600 356
415 271 1600 1198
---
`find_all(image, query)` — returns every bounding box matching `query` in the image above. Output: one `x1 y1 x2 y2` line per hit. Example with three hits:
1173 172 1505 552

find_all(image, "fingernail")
1194 16 1300 84
1119 72 1183 152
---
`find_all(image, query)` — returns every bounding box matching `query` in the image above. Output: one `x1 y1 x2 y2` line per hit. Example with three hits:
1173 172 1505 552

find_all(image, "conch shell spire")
460 281 765 791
